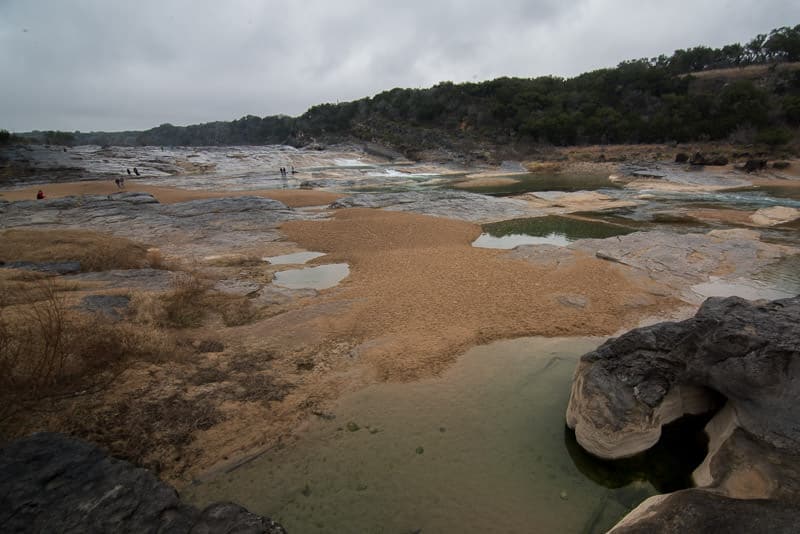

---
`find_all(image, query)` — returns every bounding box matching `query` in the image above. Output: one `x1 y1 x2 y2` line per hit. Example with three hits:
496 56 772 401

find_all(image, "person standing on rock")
36 190 45 199
126 168 131 176
133 167 140 176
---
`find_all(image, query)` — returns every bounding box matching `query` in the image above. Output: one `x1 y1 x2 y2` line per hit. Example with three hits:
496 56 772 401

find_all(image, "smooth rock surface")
0 432 286 534
569 230 796 302
0 194 302 258
329 190 537 222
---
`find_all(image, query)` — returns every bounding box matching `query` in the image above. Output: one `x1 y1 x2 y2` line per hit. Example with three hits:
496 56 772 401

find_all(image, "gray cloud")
1 0 798 131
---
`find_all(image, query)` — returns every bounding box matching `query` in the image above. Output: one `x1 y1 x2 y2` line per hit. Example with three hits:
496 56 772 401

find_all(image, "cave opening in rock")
564 411 716 493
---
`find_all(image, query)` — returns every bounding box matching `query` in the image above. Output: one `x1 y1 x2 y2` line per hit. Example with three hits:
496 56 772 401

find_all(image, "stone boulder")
689 152 728 166
750 206 800 227
329 190 536 223
566 296 800 531
0 433 287 533
609 489 799 533
743 158 768 173
566 296 800 460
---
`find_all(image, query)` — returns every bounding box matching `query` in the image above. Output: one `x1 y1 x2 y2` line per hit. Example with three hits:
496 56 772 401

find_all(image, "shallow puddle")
265 252 326 265
473 232 571 248
272 263 349 290
692 254 800 300
473 215 634 249
184 337 707 533
453 173 618 195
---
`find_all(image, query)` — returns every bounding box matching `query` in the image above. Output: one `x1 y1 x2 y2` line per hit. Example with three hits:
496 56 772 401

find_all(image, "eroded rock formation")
0 432 287 533
566 295 800 531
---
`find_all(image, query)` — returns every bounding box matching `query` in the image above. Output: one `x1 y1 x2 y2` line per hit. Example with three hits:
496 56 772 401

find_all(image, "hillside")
7 25 800 157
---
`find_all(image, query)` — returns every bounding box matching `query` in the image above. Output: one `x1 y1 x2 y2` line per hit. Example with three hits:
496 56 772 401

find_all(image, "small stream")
184 337 708 533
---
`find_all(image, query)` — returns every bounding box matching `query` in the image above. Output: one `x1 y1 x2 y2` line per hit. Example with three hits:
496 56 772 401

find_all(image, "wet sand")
0 181 343 208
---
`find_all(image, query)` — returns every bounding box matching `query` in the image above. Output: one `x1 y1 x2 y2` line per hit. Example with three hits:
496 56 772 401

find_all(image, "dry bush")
0 229 152 271
130 273 264 329
0 270 81 306
161 272 209 328
231 373 293 405
64 390 223 476
145 247 166 269
211 294 263 327
130 272 210 329
0 280 176 424
203 254 263 267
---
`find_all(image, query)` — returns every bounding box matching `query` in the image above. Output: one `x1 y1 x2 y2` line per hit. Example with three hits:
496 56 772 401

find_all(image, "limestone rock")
570 230 795 302
749 206 800 227
743 159 768 173
0 194 300 259
77 294 131 320
1 260 82 274
329 190 536 223
566 296 800 460
0 432 286 533
609 489 799 533
567 295 800 531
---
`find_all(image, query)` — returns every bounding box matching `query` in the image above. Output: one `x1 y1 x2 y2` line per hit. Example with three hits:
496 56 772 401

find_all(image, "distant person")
126 168 131 175
36 190 45 200
291 166 297 174
133 167 140 176
115 178 121 189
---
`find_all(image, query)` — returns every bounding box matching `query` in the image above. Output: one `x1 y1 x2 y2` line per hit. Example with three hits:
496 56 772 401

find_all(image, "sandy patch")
278 208 677 381
0 181 343 208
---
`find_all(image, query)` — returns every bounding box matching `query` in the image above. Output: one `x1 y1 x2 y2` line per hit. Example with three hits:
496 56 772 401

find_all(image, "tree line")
6 25 800 152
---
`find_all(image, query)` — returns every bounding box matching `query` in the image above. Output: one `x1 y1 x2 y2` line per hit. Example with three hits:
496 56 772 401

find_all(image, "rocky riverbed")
1 143 799 532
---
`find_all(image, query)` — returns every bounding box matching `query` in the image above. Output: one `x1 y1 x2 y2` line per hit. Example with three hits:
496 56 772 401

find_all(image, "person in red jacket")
36 190 45 200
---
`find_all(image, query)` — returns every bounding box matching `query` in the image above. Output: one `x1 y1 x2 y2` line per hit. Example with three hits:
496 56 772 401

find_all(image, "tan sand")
278 208 677 381
0 181 343 208
140 207 676 481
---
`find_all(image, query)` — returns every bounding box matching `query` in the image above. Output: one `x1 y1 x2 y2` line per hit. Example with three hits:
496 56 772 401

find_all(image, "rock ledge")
0 432 287 533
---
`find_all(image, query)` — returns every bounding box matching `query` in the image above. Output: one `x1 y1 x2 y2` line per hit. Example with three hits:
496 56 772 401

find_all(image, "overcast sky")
1 1 798 132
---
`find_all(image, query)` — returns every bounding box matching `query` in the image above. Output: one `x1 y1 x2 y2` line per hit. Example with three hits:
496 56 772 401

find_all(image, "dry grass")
0 229 153 271
131 272 265 329
0 280 175 425
161 272 209 328
64 389 223 475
